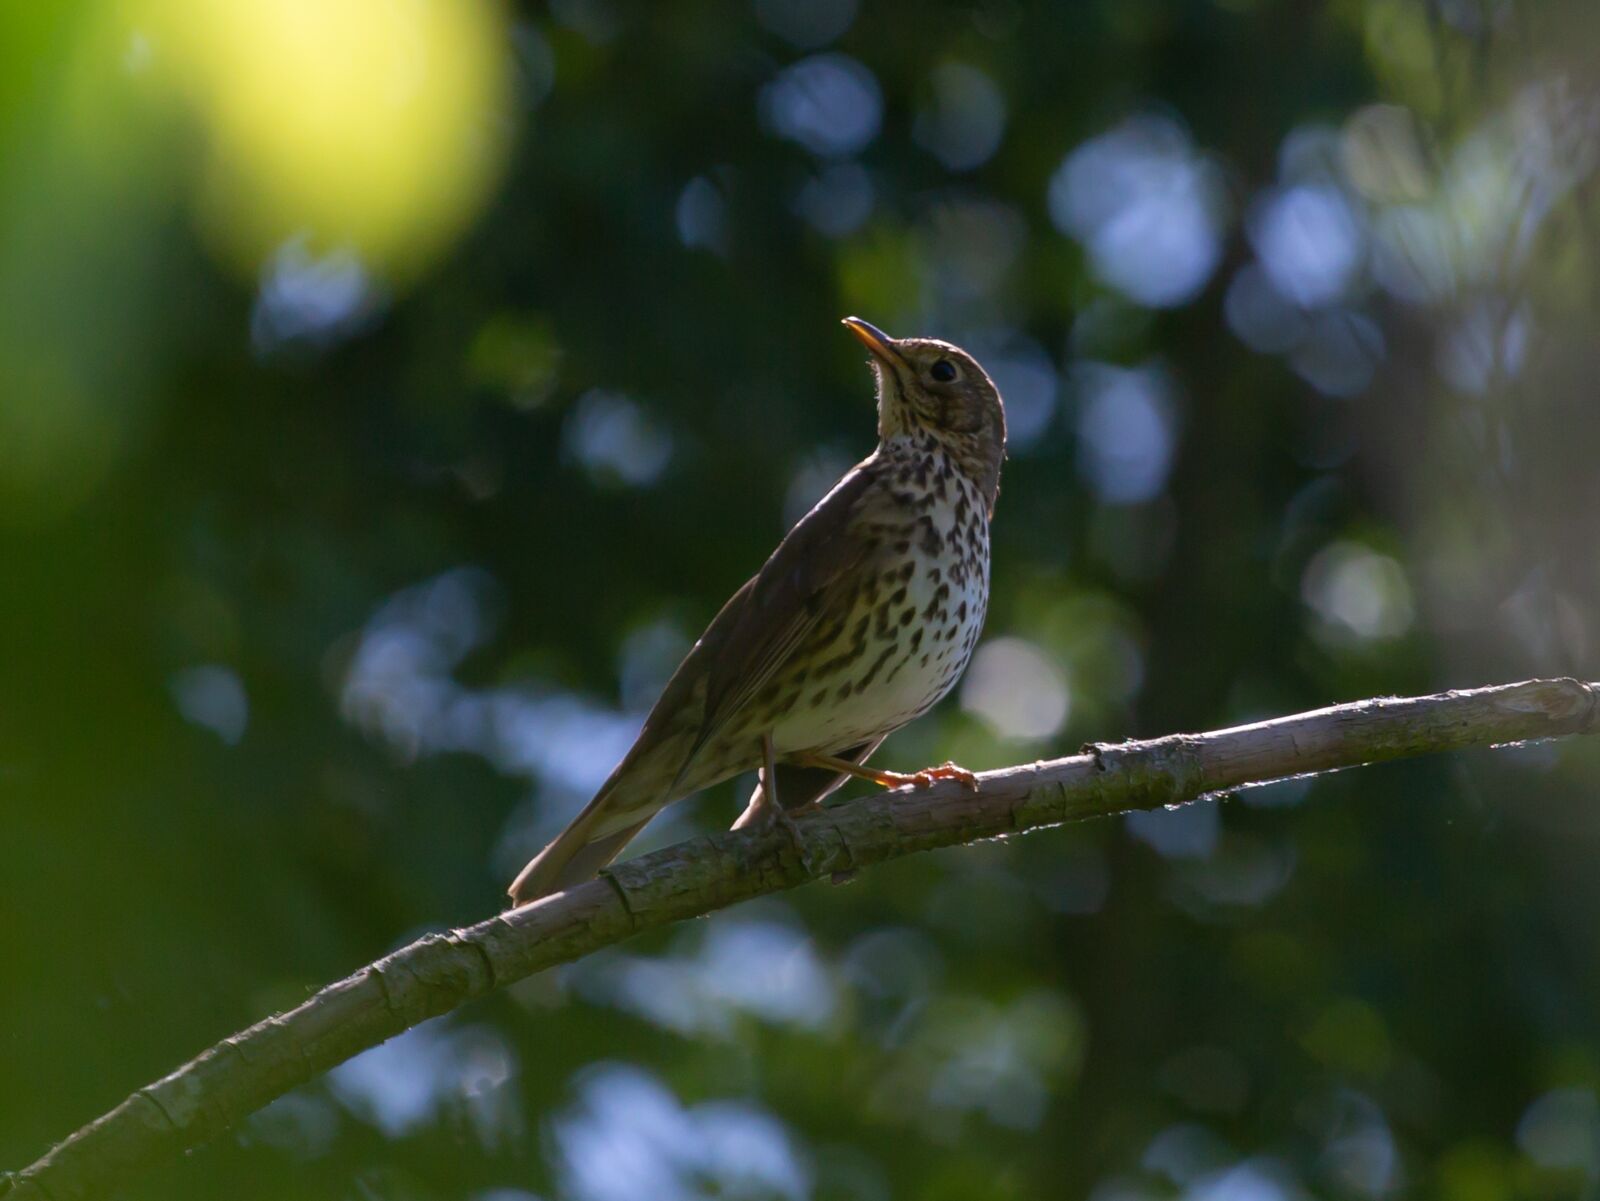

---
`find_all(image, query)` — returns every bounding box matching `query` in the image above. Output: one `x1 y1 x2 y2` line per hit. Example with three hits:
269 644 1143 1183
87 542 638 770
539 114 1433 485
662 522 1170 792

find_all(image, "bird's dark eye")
930 359 957 382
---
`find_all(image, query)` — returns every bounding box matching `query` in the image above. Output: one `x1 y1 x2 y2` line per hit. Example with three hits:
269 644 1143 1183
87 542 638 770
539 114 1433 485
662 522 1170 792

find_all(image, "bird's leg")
731 734 824 875
731 733 791 829
788 751 908 786
760 732 804 839
790 752 981 792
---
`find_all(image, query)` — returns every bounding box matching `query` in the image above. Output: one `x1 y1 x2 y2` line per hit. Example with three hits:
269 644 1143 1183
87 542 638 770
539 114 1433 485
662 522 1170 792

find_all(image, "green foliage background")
5 1 1600 1198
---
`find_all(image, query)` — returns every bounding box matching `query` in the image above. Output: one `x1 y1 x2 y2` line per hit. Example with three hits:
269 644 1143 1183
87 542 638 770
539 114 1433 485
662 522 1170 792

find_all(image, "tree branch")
8 678 1599 1200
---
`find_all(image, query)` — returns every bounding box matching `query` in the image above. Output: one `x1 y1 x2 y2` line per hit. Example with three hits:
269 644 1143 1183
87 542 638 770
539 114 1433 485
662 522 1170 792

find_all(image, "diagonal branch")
7 678 1599 1201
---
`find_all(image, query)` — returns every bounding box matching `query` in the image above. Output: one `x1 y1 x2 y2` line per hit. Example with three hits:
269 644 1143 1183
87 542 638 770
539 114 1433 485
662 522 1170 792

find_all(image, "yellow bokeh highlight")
135 0 510 275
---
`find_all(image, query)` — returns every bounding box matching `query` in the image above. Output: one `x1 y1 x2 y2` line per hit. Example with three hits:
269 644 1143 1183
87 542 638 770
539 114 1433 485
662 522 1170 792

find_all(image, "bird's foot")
764 803 825 876
786 752 980 794
767 801 804 843
918 760 982 790
871 761 982 791
859 767 929 790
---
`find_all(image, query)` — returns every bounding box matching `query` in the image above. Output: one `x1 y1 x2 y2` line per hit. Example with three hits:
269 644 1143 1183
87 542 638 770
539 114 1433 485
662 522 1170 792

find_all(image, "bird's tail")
506 810 653 907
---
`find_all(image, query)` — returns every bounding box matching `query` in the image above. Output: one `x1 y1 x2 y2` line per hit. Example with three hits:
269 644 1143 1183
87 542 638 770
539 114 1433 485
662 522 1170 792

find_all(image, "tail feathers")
507 816 652 907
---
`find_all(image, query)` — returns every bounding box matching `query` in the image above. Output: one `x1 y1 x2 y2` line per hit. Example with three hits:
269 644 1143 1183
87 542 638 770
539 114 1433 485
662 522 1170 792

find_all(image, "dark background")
5 1 1600 1197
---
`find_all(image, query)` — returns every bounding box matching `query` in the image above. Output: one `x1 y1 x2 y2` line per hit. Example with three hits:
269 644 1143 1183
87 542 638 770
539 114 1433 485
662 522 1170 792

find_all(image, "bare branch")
7 678 1597 1201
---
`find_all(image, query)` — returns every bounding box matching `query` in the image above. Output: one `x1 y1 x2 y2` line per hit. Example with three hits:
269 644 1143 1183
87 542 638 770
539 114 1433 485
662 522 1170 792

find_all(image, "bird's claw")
766 804 825 876
892 761 981 791
769 802 803 843
923 760 981 790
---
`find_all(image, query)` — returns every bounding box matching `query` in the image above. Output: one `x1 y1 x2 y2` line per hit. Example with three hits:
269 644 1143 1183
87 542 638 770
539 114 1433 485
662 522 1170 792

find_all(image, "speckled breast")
771 455 990 756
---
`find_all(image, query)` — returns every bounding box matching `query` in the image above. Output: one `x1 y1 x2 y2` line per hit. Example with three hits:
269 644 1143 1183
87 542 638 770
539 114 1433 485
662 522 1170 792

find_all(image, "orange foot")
919 760 982 790
788 752 982 793
875 761 981 791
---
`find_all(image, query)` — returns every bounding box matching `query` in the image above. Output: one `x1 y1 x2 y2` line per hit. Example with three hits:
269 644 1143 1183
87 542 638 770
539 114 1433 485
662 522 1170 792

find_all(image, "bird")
507 317 1006 906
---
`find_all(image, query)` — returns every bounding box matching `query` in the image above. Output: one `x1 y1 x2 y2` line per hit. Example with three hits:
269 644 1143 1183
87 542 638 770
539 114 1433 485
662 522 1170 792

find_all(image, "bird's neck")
878 429 1001 516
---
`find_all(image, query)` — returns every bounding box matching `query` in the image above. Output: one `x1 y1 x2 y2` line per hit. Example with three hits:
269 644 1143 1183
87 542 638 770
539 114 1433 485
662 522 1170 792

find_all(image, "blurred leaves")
7 0 1600 1198
130 0 511 271
0 0 510 521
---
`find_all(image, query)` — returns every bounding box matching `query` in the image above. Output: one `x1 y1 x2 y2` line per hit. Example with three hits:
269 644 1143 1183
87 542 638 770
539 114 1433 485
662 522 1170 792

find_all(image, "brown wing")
669 462 879 789
507 460 882 904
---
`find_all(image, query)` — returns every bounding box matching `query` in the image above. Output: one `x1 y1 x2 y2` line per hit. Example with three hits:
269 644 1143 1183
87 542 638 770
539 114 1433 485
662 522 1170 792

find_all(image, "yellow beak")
842 316 906 368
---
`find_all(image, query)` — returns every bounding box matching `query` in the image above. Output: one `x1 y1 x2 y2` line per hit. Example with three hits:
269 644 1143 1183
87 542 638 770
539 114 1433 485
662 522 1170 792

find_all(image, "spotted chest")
769 447 990 756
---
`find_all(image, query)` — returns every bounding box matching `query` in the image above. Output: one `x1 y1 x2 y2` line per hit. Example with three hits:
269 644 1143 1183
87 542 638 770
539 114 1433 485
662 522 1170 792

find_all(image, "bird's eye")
930 359 957 382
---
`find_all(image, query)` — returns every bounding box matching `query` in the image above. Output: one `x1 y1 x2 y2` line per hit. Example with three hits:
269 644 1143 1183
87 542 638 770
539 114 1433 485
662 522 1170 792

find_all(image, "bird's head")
843 316 1007 511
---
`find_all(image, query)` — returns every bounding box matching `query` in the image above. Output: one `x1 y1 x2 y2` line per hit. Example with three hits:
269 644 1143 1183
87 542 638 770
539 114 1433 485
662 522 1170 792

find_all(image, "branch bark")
8 678 1599 1201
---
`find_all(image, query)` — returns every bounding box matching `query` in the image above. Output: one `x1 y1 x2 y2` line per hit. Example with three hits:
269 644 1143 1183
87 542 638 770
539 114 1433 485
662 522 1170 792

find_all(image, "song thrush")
508 317 1006 905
